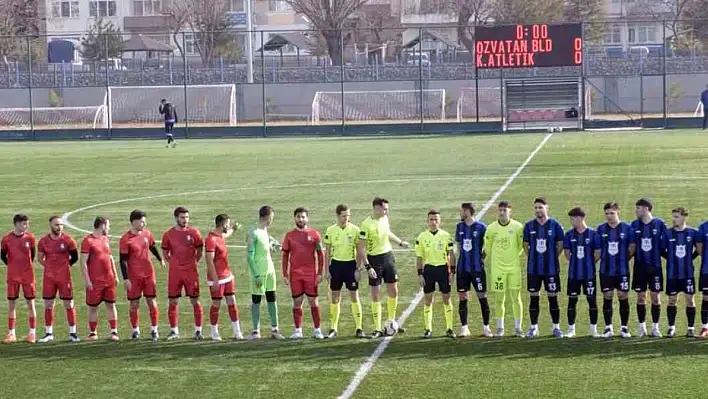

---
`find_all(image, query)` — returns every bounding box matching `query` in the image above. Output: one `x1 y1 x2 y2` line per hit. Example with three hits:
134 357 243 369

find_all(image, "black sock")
687 306 696 328
479 297 490 327
548 296 560 324
637 304 647 323
603 298 613 326
651 304 661 323
530 296 540 325
619 298 630 327
567 296 579 325
667 305 677 327
459 299 469 327
702 300 708 325
587 296 598 325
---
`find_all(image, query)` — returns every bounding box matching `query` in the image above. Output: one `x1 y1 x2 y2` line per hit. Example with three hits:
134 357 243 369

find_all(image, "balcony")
124 15 175 32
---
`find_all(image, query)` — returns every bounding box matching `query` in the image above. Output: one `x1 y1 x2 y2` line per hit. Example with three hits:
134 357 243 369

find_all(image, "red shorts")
290 276 318 298
7 280 36 300
86 284 117 306
42 276 73 300
127 276 157 300
209 279 235 300
168 270 200 298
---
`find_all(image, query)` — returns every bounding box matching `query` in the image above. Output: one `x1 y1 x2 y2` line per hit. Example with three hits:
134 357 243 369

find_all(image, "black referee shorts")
329 260 358 291
423 265 451 294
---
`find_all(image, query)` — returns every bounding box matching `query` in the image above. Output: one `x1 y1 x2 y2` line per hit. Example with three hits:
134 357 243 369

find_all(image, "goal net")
107 84 237 127
311 89 445 124
456 87 501 121
0 105 108 130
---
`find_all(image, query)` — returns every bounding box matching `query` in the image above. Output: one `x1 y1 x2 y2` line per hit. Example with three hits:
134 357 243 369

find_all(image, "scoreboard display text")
475 23 582 68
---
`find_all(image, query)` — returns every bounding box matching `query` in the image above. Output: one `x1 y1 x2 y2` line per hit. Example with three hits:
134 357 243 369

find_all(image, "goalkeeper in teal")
483 201 525 337
246 205 285 340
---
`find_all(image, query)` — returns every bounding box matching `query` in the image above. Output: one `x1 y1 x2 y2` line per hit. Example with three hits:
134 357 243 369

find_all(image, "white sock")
151 325 158 333
194 326 202 333
640 321 647 329
171 327 179 334
211 325 219 335
652 322 659 329
688 326 695 330
590 324 597 332
606 324 613 331
496 319 504 330
45 325 53 335
295 327 302 334
552 323 560 330
568 324 575 330
531 324 538 330
514 319 522 329
313 327 321 333
703 323 708 329
8 329 15 336
111 327 118 334
232 321 241 334
133 327 140 334
29 328 36 334
69 325 76 334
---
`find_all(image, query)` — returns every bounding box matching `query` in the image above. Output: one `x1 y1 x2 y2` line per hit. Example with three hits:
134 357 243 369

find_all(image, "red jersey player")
37 216 79 343
162 206 204 341
119 210 165 342
80 216 120 341
281 207 325 340
1 214 38 343
205 214 242 341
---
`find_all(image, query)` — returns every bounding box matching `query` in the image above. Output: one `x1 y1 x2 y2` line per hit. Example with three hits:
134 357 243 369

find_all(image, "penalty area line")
336 133 554 399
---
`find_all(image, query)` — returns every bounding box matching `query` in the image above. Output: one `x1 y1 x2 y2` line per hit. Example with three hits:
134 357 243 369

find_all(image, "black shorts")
329 260 358 291
567 278 597 296
666 278 696 296
632 264 663 293
527 274 561 294
700 274 708 294
165 121 175 133
600 275 630 293
457 270 486 293
423 265 451 294
367 252 398 286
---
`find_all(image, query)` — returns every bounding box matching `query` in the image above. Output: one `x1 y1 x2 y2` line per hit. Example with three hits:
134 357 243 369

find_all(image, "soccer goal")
107 84 237 128
311 89 445 125
456 87 502 122
0 105 108 130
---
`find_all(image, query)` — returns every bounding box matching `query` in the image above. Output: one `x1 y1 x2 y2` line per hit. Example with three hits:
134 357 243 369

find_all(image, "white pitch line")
336 133 554 399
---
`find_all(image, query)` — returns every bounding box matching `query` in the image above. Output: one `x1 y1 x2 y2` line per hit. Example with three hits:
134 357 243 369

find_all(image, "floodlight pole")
246 0 254 84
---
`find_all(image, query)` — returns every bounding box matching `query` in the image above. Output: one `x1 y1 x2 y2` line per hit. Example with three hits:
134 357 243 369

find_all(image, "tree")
630 0 694 49
563 0 606 46
491 0 564 24
283 0 369 65
167 0 240 67
80 19 124 61
0 0 43 64
455 0 495 56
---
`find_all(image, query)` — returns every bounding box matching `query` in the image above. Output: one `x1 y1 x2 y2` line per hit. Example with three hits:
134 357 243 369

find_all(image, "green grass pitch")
0 130 708 398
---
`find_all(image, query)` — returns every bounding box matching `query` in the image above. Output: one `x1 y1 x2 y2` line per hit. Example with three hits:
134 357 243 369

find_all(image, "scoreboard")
474 23 582 69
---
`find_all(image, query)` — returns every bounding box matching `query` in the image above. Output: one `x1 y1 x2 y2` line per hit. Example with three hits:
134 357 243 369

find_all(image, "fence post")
27 36 35 138
182 32 189 139
261 30 267 137
662 21 667 127
580 21 586 130
105 34 112 137
340 29 345 134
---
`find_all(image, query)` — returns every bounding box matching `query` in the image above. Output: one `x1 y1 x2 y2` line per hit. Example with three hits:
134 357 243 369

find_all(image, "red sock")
194 303 203 327
108 319 117 330
311 306 321 329
293 307 303 328
66 308 76 327
28 316 36 329
44 308 54 328
210 305 219 326
8 318 16 330
168 304 178 328
89 320 98 333
227 304 239 322
129 309 139 329
149 305 159 327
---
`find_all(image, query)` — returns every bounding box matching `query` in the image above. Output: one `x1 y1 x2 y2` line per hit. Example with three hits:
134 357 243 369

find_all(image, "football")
384 320 399 336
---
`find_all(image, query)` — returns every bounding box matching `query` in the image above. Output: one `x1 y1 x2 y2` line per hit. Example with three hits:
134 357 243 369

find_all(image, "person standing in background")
701 85 708 129
159 99 178 148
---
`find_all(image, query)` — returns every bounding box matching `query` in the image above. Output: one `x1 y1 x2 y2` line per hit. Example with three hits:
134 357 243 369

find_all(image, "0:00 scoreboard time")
474 23 583 69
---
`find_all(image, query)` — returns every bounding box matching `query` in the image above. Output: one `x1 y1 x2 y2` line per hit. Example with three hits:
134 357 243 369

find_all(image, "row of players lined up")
1 196 707 343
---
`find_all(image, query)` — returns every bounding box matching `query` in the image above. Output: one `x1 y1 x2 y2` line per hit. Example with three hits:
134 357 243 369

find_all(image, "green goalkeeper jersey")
483 219 524 272
247 227 275 277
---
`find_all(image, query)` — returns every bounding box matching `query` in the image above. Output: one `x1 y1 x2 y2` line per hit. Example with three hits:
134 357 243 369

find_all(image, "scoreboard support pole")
580 22 586 131
474 67 480 123
662 23 667 127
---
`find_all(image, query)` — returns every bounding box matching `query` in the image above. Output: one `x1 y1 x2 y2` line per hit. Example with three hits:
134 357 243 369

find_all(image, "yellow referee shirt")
323 223 360 262
415 229 454 266
359 216 393 256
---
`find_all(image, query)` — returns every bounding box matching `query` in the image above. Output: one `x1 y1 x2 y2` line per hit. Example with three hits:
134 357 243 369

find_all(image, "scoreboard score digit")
475 23 582 69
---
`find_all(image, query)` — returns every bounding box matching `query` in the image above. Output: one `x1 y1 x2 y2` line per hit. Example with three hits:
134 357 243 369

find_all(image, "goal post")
0 105 108 130
311 89 446 125
456 87 502 122
107 84 237 128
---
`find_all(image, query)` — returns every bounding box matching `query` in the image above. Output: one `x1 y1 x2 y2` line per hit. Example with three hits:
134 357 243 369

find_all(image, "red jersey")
204 232 230 280
161 226 203 272
1 231 36 283
119 229 156 279
282 228 323 278
80 234 115 286
38 233 77 282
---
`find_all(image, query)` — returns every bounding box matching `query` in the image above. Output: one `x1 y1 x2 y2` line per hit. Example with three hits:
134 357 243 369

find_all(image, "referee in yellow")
416 209 457 338
324 205 364 339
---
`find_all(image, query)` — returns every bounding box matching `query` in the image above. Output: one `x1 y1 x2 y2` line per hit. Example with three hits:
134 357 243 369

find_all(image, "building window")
604 25 621 44
132 0 161 16
268 0 289 12
52 1 80 18
230 0 245 11
89 1 117 17
184 33 198 55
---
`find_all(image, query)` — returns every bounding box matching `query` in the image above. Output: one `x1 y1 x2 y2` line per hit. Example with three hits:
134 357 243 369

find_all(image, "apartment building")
603 0 666 54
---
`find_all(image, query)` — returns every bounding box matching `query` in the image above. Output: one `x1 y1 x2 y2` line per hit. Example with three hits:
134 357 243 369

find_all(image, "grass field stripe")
337 133 554 399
